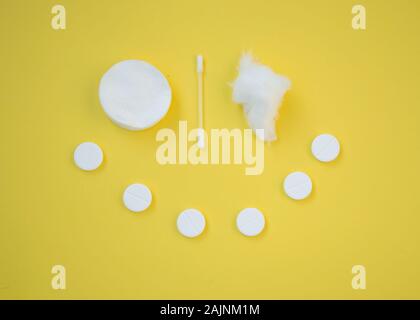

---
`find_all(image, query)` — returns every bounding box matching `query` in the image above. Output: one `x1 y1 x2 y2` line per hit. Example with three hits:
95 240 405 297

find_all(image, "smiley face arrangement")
73 58 341 238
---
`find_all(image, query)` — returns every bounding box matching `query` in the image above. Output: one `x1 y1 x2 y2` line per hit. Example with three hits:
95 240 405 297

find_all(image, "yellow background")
1 0 419 299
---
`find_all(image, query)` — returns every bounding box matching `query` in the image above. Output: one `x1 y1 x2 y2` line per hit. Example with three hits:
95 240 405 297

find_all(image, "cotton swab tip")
196 55 204 73
198 128 205 149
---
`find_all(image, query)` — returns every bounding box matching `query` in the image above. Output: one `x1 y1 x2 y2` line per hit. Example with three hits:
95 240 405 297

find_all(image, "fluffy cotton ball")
232 53 291 142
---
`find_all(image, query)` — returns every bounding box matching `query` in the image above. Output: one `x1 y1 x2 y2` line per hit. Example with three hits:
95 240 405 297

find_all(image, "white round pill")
177 209 206 238
311 134 340 162
99 60 172 131
236 208 265 237
73 142 103 171
283 171 312 200
123 183 152 213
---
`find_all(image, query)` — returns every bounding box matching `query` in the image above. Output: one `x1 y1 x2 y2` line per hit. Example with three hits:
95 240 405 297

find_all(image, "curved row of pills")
73 134 340 238
123 185 265 238
177 207 266 238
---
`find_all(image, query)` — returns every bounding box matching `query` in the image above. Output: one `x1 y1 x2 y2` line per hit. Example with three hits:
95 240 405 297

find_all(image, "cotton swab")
196 55 205 149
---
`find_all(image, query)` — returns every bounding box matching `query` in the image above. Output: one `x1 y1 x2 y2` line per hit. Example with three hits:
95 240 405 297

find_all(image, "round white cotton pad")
74 142 103 171
177 209 206 238
283 172 312 200
236 208 265 237
311 134 340 162
123 183 152 213
99 60 171 130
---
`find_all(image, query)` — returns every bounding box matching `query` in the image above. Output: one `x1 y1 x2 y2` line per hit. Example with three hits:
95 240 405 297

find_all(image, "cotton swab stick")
196 55 205 149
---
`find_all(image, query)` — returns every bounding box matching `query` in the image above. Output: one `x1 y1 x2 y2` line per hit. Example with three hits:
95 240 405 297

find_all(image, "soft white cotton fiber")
232 53 291 142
